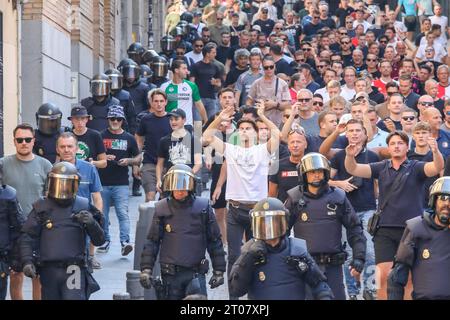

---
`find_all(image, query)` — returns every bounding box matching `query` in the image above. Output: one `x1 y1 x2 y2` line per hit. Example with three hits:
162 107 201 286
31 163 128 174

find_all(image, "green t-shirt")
160 80 201 125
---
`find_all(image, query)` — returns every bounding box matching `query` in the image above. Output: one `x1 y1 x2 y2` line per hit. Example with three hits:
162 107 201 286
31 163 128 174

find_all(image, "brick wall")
104 0 116 66
93 0 105 59
22 0 71 35
72 0 94 49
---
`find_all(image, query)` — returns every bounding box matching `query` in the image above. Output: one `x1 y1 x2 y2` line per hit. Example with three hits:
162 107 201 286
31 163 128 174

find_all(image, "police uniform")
285 153 366 300
0 185 25 300
112 89 137 134
33 103 64 163
82 96 121 133
229 198 334 300
140 164 226 300
388 177 450 300
20 162 105 300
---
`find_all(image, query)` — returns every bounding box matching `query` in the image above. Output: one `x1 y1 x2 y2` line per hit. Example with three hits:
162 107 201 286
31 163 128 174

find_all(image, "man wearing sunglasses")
388 177 450 300
441 102 450 133
0 123 52 300
98 106 141 256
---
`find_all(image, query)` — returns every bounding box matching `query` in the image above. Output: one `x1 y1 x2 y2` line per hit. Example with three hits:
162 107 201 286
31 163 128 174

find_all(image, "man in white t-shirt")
185 38 204 64
203 102 280 299
430 4 449 47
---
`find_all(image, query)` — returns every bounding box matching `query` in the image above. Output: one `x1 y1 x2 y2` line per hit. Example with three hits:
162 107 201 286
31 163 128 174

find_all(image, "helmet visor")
47 174 79 200
161 38 177 52
90 80 110 97
108 74 123 91
152 62 168 78
121 65 140 82
38 116 62 135
301 154 330 174
162 169 196 192
250 211 287 240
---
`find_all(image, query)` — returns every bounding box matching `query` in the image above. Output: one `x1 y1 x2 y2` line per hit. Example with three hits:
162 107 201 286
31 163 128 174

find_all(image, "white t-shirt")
416 43 447 62
185 51 203 64
430 15 448 46
341 85 356 102
224 143 271 202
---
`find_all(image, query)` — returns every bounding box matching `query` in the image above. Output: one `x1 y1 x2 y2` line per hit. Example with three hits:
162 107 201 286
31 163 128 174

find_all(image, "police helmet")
46 162 80 200
127 42 145 65
180 11 194 24
170 26 184 38
142 49 160 66
104 68 123 92
428 177 450 224
250 198 289 240
35 102 62 136
140 64 153 79
151 56 169 78
162 164 196 193
90 73 111 98
298 152 331 187
119 59 141 87
160 35 177 53
177 20 190 36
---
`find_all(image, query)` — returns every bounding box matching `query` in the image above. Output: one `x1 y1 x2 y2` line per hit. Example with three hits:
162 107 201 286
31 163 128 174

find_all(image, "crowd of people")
0 0 450 301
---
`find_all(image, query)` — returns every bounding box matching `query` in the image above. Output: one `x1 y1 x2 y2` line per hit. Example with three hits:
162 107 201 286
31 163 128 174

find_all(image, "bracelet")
277 102 280 109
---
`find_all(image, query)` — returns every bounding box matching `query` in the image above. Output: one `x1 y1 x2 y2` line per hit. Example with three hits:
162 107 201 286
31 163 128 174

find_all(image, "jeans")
343 210 376 295
201 98 219 119
101 185 131 243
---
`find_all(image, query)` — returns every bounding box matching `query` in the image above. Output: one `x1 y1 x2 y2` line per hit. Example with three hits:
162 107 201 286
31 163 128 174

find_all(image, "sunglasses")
216 18 223 20
437 194 450 201
402 116 416 121
288 128 305 135
313 16 320 19
425 49 434 53
366 58 377 62
263 65 275 70
341 41 350 45
284 114 299 119
109 117 123 122
346 21 353 24
387 91 397 96
302 48 312 51
15 137 33 144
275 27 282 30
195 44 204 48
340 32 348 35
419 102 434 106
356 96 367 102
313 101 324 106
317 65 327 68
297 98 311 103
380 40 387 44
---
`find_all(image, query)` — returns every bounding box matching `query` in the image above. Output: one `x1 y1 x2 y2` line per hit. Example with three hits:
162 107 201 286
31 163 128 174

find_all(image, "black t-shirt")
73 128 106 161
275 58 295 76
407 150 437 208
225 66 249 87
331 149 380 212
230 24 245 47
216 45 232 65
269 157 299 203
190 61 221 99
227 45 253 69
98 130 139 186
305 135 342 154
335 7 354 27
370 70 381 80
303 22 325 39
136 113 172 164
157 132 201 169
253 19 275 37
377 119 402 132
320 17 336 29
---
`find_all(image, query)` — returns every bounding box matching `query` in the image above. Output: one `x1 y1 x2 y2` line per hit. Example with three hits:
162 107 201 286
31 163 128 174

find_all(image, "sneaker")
88 256 102 269
363 289 377 300
132 188 142 197
121 242 133 256
97 240 110 253
349 294 358 300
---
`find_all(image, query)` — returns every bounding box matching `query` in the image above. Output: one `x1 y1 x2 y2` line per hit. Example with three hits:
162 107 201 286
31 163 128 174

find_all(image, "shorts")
373 227 405 264
141 163 157 193
210 163 226 209
404 16 417 32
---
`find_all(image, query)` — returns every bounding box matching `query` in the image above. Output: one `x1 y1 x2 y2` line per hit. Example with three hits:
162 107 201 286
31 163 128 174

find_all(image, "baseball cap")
168 108 186 119
193 10 202 17
354 92 369 101
68 105 89 119
107 105 126 119
252 25 262 32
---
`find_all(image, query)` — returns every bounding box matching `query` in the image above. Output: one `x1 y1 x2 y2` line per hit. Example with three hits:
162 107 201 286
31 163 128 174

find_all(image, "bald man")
416 95 435 120
425 79 445 117
418 107 450 158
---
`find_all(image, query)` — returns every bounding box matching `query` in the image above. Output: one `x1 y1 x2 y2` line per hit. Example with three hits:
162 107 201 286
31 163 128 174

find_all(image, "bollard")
126 271 144 300
113 292 131 300
133 201 159 300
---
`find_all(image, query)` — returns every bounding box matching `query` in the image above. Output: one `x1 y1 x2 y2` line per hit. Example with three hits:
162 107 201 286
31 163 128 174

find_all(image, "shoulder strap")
275 77 279 97
379 160 415 212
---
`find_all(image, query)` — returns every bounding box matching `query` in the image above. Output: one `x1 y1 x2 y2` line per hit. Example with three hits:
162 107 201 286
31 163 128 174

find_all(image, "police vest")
33 129 65 164
34 196 90 263
0 186 19 252
156 197 210 268
248 237 308 300
83 96 120 132
288 187 346 255
123 82 150 115
407 216 450 299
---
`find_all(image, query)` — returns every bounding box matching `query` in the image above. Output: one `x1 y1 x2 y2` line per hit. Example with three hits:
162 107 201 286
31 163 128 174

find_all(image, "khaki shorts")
141 163 157 193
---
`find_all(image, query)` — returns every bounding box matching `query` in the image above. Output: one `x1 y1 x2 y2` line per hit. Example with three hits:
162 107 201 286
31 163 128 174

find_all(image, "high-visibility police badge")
301 212 308 222
165 224 172 233
45 220 53 230
38 148 44 156
259 271 266 282
442 141 448 149
422 249 430 260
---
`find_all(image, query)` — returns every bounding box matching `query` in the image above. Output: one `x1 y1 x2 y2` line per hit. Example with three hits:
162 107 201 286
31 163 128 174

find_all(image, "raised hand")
346 143 362 158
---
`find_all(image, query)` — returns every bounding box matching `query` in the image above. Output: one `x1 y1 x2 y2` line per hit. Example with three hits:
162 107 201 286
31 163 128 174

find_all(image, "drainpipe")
16 0 22 123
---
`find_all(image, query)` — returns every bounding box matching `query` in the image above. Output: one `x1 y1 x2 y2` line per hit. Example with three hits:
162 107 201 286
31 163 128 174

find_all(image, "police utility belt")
160 259 209 276
311 252 347 266
38 260 86 268
228 200 257 210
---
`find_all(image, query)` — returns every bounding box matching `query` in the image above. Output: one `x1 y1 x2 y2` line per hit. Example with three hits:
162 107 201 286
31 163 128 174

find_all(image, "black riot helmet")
250 198 289 241
160 35 177 53
180 11 194 24
35 102 62 136
151 56 169 78
429 177 450 225
162 164 196 197
142 49 159 66
140 64 153 80
170 26 184 38
90 73 111 99
177 20 190 36
104 68 123 93
120 59 141 87
298 152 331 189
46 162 80 204
127 42 145 65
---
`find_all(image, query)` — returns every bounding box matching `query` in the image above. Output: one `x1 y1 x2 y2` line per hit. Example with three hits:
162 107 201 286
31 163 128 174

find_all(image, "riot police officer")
388 177 450 300
20 162 105 300
139 164 226 300
127 42 145 65
159 35 177 60
81 73 121 132
285 153 366 300
105 68 137 134
0 167 25 300
33 103 64 163
149 56 170 88
229 197 334 300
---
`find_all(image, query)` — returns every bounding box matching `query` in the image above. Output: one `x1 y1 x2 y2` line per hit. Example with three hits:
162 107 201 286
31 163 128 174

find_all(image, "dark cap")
193 10 202 16
107 105 126 119
232 12 239 17
68 105 89 119
261 7 268 13
168 108 186 119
